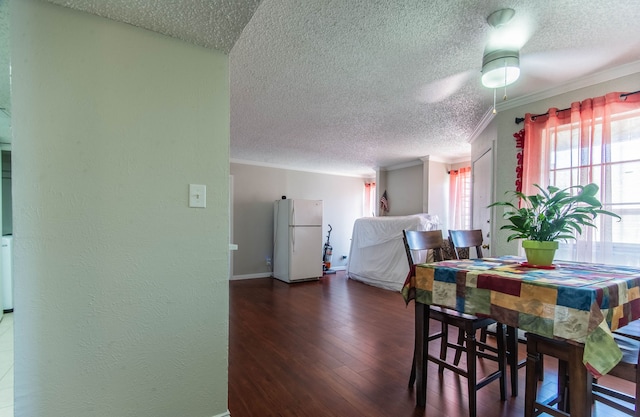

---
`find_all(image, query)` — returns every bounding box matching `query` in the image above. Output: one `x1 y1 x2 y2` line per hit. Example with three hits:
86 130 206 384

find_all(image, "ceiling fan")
417 8 533 105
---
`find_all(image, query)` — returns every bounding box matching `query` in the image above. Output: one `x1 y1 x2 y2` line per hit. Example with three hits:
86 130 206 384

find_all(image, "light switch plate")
189 184 206 208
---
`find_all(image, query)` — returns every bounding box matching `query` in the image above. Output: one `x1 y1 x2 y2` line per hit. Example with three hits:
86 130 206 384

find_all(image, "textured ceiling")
230 0 640 176
45 0 261 54
2 0 640 177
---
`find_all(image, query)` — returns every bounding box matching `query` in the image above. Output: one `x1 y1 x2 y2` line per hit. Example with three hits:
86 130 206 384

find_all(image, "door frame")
471 143 495 256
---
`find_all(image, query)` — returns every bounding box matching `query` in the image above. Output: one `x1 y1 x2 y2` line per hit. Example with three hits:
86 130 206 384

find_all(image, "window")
523 92 640 266
364 181 376 217
449 167 471 229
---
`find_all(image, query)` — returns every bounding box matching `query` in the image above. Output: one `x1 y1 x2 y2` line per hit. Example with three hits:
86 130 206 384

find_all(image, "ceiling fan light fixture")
481 49 520 89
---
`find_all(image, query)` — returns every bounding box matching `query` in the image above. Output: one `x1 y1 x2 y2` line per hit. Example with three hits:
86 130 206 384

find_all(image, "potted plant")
490 183 621 266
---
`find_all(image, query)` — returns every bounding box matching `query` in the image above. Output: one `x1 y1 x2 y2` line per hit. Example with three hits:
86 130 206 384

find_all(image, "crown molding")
468 107 496 144
230 158 373 178
495 60 640 112
419 154 470 165
379 159 423 171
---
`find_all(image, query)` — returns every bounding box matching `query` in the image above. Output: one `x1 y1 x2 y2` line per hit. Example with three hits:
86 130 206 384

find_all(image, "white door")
472 147 493 255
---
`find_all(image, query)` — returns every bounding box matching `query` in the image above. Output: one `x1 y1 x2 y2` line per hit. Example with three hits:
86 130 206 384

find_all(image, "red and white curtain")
364 182 376 217
449 167 471 230
522 91 640 265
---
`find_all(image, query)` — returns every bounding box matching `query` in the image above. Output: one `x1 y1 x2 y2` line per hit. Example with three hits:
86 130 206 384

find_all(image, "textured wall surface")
11 1 230 416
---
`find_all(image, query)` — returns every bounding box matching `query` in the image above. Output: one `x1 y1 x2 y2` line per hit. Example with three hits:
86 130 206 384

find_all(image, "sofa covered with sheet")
346 214 440 291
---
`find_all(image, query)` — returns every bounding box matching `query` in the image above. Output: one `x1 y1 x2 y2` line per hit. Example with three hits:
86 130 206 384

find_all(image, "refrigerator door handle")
291 226 295 252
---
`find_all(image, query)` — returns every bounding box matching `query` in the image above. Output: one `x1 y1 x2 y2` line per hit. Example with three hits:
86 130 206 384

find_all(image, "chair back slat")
402 230 445 267
448 229 484 259
614 319 640 342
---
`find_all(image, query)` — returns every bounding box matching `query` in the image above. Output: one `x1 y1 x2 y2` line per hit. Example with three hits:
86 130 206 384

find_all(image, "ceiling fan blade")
523 46 629 82
416 70 476 104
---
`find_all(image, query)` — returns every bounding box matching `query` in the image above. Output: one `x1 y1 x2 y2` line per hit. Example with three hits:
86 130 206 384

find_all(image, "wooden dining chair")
448 229 529 396
403 229 507 417
591 320 640 416
403 230 449 378
448 229 484 259
448 228 488 360
525 323 640 417
524 333 583 417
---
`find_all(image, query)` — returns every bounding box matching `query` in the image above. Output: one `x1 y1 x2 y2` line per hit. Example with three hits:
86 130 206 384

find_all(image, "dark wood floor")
228 271 633 417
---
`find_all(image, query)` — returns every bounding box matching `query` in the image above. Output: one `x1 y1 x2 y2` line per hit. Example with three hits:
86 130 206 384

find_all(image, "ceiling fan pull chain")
503 60 509 101
493 88 497 114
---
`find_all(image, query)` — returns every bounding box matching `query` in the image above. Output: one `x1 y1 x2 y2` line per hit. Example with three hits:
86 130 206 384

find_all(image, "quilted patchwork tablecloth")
402 257 640 377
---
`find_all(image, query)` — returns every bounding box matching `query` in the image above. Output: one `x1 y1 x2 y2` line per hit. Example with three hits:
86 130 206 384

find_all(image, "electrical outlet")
266 256 272 266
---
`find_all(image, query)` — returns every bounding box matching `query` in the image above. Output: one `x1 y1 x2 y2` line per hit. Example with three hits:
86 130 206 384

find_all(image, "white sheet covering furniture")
347 214 440 291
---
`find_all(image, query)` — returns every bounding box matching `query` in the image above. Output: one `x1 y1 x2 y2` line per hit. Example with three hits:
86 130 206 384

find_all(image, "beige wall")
230 163 368 277
11 1 230 416
226 158 455 277
378 158 465 232
481 72 640 257
385 163 423 216
425 159 449 231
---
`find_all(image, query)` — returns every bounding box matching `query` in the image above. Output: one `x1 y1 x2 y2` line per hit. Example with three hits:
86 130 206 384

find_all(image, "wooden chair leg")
410 318 451 385
454 329 464 365
414 303 430 408
557 359 568 412
506 326 518 397
496 324 507 401
439 320 448 374
410 307 511 413
479 327 487 351
409 348 416 388
635 358 640 417
465 326 478 417
538 352 544 381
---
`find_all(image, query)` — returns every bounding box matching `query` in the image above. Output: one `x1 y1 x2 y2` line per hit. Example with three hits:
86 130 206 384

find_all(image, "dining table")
402 256 640 416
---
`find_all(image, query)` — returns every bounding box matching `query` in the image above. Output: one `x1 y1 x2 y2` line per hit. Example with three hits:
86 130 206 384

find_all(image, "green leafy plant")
490 183 621 242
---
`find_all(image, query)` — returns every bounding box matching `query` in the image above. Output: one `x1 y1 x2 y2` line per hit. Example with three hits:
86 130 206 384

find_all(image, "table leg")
567 343 592 417
414 303 429 407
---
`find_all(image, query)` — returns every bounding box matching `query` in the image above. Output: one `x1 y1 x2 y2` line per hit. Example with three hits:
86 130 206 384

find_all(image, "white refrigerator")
273 199 323 283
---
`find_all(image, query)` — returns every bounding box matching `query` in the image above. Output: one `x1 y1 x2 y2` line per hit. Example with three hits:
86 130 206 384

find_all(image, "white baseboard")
230 272 272 280
231 266 346 281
